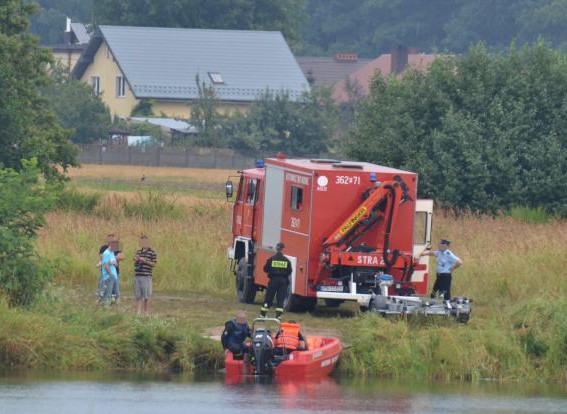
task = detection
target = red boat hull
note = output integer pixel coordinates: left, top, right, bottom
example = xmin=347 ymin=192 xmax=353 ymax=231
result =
xmin=225 ymin=336 xmax=342 ymax=379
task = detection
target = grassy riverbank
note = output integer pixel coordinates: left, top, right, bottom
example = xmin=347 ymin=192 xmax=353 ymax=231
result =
xmin=2 ymin=164 xmax=566 ymax=381
xmin=0 ymin=290 xmax=221 ymax=372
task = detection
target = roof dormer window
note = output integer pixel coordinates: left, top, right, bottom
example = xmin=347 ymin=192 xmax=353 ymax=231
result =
xmin=208 ymin=72 xmax=224 ymax=84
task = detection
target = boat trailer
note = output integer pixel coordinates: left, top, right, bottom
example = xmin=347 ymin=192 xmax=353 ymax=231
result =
xmin=369 ymin=293 xmax=472 ymax=323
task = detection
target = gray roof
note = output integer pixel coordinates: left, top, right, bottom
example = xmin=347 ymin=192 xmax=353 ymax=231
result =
xmin=296 ymin=56 xmax=372 ymax=87
xmin=74 ymin=25 xmax=309 ymax=102
xmin=71 ymin=22 xmax=90 ymax=44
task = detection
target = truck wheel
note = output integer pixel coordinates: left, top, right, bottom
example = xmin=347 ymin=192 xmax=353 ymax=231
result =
xmin=300 ymin=297 xmax=317 ymax=313
xmin=456 ymin=312 xmax=470 ymax=324
xmin=236 ymin=258 xmax=256 ymax=304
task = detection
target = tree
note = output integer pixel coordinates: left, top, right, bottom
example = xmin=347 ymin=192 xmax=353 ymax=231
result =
xmin=190 ymin=74 xmax=222 ymax=148
xmin=131 ymin=99 xmax=154 ymax=117
xmin=43 ymin=66 xmax=111 ymax=143
xmin=228 ymin=89 xmax=335 ymax=156
xmin=347 ymin=42 xmax=567 ymax=215
xmin=302 ymin=0 xmax=458 ymax=56
xmin=0 ymin=0 xmax=78 ymax=177
xmin=0 ymin=159 xmax=57 ymax=306
xmin=93 ymin=0 xmax=307 ymax=49
xmin=30 ymin=0 xmax=93 ymax=45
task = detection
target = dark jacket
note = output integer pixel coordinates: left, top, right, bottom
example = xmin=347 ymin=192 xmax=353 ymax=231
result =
xmin=221 ymin=319 xmax=251 ymax=349
xmin=263 ymin=252 xmax=292 ymax=279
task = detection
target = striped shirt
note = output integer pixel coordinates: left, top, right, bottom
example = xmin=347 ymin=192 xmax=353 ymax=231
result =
xmin=134 ymin=248 xmax=157 ymax=277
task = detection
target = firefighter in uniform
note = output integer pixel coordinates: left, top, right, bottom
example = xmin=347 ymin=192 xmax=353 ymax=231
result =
xmin=260 ymin=242 xmax=292 ymax=319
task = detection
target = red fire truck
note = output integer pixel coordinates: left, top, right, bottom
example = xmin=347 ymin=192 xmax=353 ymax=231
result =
xmin=226 ymin=155 xmax=433 ymax=312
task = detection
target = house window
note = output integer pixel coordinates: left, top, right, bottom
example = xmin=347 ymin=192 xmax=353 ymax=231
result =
xmin=105 ymin=44 xmax=113 ymax=60
xmin=91 ymin=76 xmax=100 ymax=96
xmin=208 ymin=72 xmax=224 ymax=84
xmin=116 ymin=76 xmax=126 ymax=97
xmin=291 ymin=186 xmax=303 ymax=211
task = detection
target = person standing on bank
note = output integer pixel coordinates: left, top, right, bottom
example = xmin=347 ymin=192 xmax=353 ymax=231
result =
xmin=96 ymin=233 xmax=114 ymax=303
xmin=100 ymin=240 xmax=118 ymax=307
xmin=260 ymin=242 xmax=292 ymax=319
xmin=134 ymin=235 xmax=157 ymax=315
xmin=420 ymin=239 xmax=463 ymax=301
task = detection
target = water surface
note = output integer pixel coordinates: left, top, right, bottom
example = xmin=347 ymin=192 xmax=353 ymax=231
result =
xmin=1 ymin=372 xmax=566 ymax=414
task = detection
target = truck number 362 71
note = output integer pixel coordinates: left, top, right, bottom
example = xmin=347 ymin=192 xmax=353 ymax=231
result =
xmin=335 ymin=176 xmax=360 ymax=185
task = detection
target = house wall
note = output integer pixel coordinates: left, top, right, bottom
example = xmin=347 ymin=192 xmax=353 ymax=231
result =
xmin=80 ymin=41 xmax=139 ymax=117
xmin=53 ymin=50 xmax=82 ymax=72
xmin=151 ymin=101 xmax=250 ymax=118
xmin=79 ymin=40 xmax=252 ymax=119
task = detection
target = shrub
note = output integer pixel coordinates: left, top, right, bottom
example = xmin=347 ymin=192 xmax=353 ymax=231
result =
xmin=509 ymin=206 xmax=552 ymax=224
xmin=57 ymin=188 xmax=102 ymax=214
xmin=122 ymin=191 xmax=184 ymax=221
xmin=0 ymin=160 xmax=56 ymax=305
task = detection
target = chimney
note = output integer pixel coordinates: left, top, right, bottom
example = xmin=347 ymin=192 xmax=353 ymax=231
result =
xmin=391 ymin=45 xmax=408 ymax=74
xmin=334 ymin=52 xmax=359 ymax=63
xmin=63 ymin=17 xmax=72 ymax=44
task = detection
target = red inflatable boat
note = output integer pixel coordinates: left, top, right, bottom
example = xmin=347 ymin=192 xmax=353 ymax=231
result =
xmin=225 ymin=319 xmax=342 ymax=379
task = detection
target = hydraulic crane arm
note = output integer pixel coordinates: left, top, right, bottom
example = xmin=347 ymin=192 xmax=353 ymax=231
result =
xmin=323 ymin=175 xmax=412 ymax=253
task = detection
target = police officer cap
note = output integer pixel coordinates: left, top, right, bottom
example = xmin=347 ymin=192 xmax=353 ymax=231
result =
xmin=440 ymin=239 xmax=451 ymax=246
xmin=369 ymin=172 xmax=377 ymax=182
xmin=276 ymin=242 xmax=285 ymax=250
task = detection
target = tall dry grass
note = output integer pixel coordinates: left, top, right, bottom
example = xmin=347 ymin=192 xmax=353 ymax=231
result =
xmin=26 ymin=165 xmax=567 ymax=379
xmin=343 ymin=212 xmax=567 ymax=381
xmin=68 ymin=164 xmax=234 ymax=184
xmin=39 ymin=192 xmax=232 ymax=295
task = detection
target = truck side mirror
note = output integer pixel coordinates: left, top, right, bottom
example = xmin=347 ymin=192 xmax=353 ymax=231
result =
xmin=226 ymin=180 xmax=234 ymax=200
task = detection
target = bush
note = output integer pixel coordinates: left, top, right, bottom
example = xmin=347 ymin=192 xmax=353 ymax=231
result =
xmin=0 ymin=160 xmax=57 ymax=305
xmin=57 ymin=188 xmax=102 ymax=214
xmin=509 ymin=206 xmax=553 ymax=224
xmin=348 ymin=42 xmax=567 ymax=216
xmin=122 ymin=191 xmax=184 ymax=221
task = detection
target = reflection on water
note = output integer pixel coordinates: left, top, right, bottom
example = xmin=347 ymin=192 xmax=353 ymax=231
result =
xmin=0 ymin=371 xmax=566 ymax=414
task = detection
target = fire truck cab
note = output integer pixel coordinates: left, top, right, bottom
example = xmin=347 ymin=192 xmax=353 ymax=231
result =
xmin=226 ymin=155 xmax=433 ymax=312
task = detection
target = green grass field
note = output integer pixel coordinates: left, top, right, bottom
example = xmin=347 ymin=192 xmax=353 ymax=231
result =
xmin=3 ymin=164 xmax=567 ymax=381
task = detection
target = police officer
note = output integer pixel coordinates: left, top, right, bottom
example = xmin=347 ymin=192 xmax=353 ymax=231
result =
xmin=420 ymin=239 xmax=463 ymax=300
xmin=260 ymin=242 xmax=292 ymax=319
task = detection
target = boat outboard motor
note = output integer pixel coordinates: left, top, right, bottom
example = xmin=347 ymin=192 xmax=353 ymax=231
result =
xmin=250 ymin=328 xmax=275 ymax=375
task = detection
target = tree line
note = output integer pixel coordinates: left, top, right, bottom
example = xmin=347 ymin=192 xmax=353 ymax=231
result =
xmin=32 ymin=0 xmax=567 ymax=56
xmin=347 ymin=42 xmax=567 ymax=216
xmin=0 ymin=0 xmax=77 ymax=306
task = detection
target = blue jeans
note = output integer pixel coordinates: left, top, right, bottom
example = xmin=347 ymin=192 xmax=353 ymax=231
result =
xmin=112 ymin=274 xmax=120 ymax=299
xmin=101 ymin=277 xmax=115 ymax=305
xmin=98 ymin=272 xmax=104 ymax=299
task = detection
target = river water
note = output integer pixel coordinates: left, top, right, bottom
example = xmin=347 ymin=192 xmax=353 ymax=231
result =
xmin=1 ymin=372 xmax=566 ymax=414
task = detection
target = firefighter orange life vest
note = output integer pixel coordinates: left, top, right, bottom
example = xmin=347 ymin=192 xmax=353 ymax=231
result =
xmin=275 ymin=322 xmax=301 ymax=350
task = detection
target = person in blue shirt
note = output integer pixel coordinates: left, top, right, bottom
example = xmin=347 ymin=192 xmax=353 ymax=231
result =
xmin=101 ymin=242 xmax=118 ymax=306
xmin=420 ymin=239 xmax=463 ymax=300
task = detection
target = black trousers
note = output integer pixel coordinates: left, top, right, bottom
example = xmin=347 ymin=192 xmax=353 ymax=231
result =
xmin=263 ymin=276 xmax=288 ymax=309
xmin=227 ymin=341 xmax=247 ymax=357
xmin=431 ymin=273 xmax=452 ymax=300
